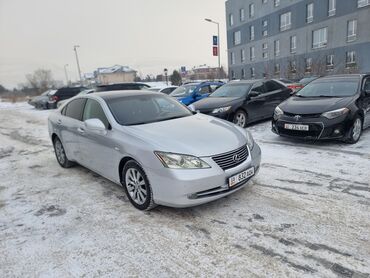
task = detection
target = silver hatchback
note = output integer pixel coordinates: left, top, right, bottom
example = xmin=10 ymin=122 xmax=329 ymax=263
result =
xmin=48 ymin=91 xmax=261 ymax=210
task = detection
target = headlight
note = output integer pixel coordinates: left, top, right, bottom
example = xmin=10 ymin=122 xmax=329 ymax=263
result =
xmin=321 ymin=108 xmax=349 ymax=119
xmin=274 ymin=106 xmax=284 ymax=120
xmin=212 ymin=106 xmax=231 ymax=114
xmin=245 ymin=130 xmax=255 ymax=150
xmin=154 ymin=152 xmax=211 ymax=169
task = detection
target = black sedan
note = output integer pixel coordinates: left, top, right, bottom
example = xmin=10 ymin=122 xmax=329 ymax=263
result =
xmin=190 ymin=80 xmax=292 ymax=128
xmin=272 ymin=74 xmax=370 ymax=144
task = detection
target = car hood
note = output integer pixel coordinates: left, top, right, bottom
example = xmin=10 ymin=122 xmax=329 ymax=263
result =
xmin=192 ymin=97 xmax=242 ymax=111
xmin=280 ymin=96 xmax=355 ymax=115
xmin=125 ymin=114 xmax=247 ymax=157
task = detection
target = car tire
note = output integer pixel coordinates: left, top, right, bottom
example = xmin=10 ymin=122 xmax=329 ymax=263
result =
xmin=233 ymin=110 xmax=248 ymax=128
xmin=53 ymin=137 xmax=74 ymax=168
xmin=122 ymin=160 xmax=156 ymax=211
xmin=346 ymin=116 xmax=363 ymax=144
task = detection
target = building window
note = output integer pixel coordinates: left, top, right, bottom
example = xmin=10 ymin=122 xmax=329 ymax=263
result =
xmin=231 ymin=70 xmax=236 ymax=79
xmin=241 ymin=69 xmax=246 ymax=79
xmin=305 ymin=58 xmax=313 ymax=72
xmin=249 ymin=3 xmax=255 ymax=18
xmin=274 ymin=63 xmax=280 ymax=75
xmin=250 ymin=47 xmax=255 ymax=61
xmin=229 ymin=14 xmax=234 ymax=26
xmin=241 ymin=49 xmax=246 ymax=63
xmin=262 ymin=42 xmax=268 ymax=50
xmin=234 ymin=31 xmax=241 ymax=45
xmin=306 ymin=3 xmax=314 ymax=23
xmin=240 ymin=8 xmax=245 ymax=22
xmin=280 ymin=12 xmax=291 ymax=31
xmin=346 ymin=51 xmax=357 ymax=67
xmin=263 ymin=30 xmax=268 ymax=36
xmin=231 ymin=52 xmax=235 ymax=65
xmin=326 ymin=54 xmax=334 ymax=70
xmin=274 ymin=0 xmax=280 ymax=7
xmin=290 ymin=35 xmax=297 ymax=53
xmin=312 ymin=27 xmax=328 ymax=49
xmin=289 ymin=60 xmax=297 ymax=73
xmin=250 ymin=25 xmax=255 ymax=41
xmin=263 ymin=20 xmax=268 ymax=27
xmin=358 ymin=0 xmax=370 ymax=8
xmin=274 ymin=40 xmax=280 ymax=56
xmin=328 ymin=0 xmax=336 ymax=16
xmin=250 ymin=67 xmax=255 ymax=78
xmin=263 ymin=52 xmax=268 ymax=59
xmin=347 ymin=20 xmax=358 ymax=42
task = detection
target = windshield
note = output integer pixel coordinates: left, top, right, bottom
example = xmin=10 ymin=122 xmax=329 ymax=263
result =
xmin=211 ymin=83 xmax=251 ymax=98
xmin=296 ymin=79 xmax=359 ymax=98
xmin=106 ymin=94 xmax=193 ymax=126
xmin=170 ymin=85 xmax=197 ymax=97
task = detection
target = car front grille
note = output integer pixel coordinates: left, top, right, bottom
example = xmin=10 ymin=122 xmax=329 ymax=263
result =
xmin=212 ymin=145 xmax=249 ymax=170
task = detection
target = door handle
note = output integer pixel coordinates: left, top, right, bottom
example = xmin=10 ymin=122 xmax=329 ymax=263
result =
xmin=57 ymin=119 xmax=62 ymax=125
xmin=77 ymin=127 xmax=85 ymax=134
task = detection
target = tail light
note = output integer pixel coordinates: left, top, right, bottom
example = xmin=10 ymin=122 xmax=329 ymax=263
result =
xmin=288 ymin=84 xmax=303 ymax=90
xmin=50 ymin=95 xmax=59 ymax=102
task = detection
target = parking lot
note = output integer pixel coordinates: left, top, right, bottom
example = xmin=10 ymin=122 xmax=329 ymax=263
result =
xmin=1 ymin=102 xmax=370 ymax=277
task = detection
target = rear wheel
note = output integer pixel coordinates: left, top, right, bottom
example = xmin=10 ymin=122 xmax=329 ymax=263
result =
xmin=122 ymin=161 xmax=156 ymax=211
xmin=53 ymin=137 xmax=74 ymax=168
xmin=346 ymin=116 xmax=363 ymax=144
xmin=233 ymin=110 xmax=248 ymax=128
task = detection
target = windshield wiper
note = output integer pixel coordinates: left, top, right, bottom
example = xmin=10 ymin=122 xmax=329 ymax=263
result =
xmin=315 ymin=95 xmax=338 ymax=98
xmin=295 ymin=94 xmax=306 ymax=98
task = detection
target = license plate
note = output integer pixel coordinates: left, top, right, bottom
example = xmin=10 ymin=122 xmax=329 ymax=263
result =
xmin=284 ymin=123 xmax=309 ymax=131
xmin=228 ymin=167 xmax=255 ymax=188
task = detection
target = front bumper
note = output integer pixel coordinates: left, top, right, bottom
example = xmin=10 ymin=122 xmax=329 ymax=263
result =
xmin=146 ymin=143 xmax=261 ymax=208
xmin=200 ymin=110 xmax=234 ymax=121
xmin=272 ymin=114 xmax=353 ymax=140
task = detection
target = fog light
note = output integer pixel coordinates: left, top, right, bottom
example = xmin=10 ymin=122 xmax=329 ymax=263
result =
xmin=334 ymin=129 xmax=341 ymax=135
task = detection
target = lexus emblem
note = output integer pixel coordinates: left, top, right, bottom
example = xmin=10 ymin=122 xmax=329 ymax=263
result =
xmin=232 ymin=154 xmax=240 ymax=162
xmin=294 ymin=115 xmax=301 ymax=121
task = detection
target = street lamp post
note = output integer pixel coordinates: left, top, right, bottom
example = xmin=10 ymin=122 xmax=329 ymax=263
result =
xmin=73 ymin=45 xmax=82 ymax=84
xmin=205 ymin=18 xmax=221 ymax=79
xmin=64 ymin=64 xmax=69 ymax=85
xmin=164 ymin=68 xmax=168 ymax=85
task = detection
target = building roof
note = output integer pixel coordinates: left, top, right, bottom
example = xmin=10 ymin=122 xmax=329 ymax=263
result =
xmin=96 ymin=65 xmax=136 ymax=74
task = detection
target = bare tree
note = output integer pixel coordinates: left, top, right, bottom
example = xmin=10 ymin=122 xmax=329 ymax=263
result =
xmin=26 ymin=69 xmax=55 ymax=94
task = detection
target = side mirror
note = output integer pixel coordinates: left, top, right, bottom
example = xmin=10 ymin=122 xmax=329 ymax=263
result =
xmin=249 ymin=91 xmax=259 ymax=98
xmin=84 ymin=119 xmax=106 ymax=134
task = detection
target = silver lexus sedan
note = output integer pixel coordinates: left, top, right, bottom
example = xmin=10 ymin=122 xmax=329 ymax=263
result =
xmin=48 ymin=91 xmax=261 ymax=210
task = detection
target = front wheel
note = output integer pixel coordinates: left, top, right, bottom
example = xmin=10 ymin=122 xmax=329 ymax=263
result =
xmin=346 ymin=116 xmax=363 ymax=144
xmin=122 ymin=161 xmax=156 ymax=211
xmin=53 ymin=137 xmax=74 ymax=168
xmin=233 ymin=110 xmax=248 ymax=128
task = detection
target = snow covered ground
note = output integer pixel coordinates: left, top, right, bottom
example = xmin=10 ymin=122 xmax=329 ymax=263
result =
xmin=1 ymin=101 xmax=370 ymax=277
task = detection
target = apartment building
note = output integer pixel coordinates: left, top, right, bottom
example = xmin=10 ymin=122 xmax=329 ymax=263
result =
xmin=226 ymin=0 xmax=370 ymax=80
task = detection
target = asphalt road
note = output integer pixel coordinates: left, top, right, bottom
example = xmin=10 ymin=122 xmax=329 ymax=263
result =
xmin=1 ymin=103 xmax=370 ymax=277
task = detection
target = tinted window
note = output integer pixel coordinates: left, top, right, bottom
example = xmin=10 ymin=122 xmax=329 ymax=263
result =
xmin=210 ymin=84 xmax=222 ymax=92
xmin=96 ymin=84 xmax=147 ymax=92
xmin=363 ymin=78 xmax=370 ymax=91
xmin=250 ymin=82 xmax=265 ymax=95
xmin=65 ymin=98 xmax=86 ymax=120
xmin=199 ymin=85 xmax=211 ymax=95
xmin=106 ymin=95 xmax=192 ymax=126
xmin=211 ymin=83 xmax=252 ymax=98
xmin=160 ymin=88 xmax=172 ymax=94
xmin=265 ymin=81 xmax=282 ymax=92
xmin=297 ymin=79 xmax=359 ymax=97
xmin=83 ymin=99 xmax=110 ymax=128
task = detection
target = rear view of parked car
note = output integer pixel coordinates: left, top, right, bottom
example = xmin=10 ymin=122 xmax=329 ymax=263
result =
xmin=272 ymin=74 xmax=370 ymax=144
xmin=48 ymin=91 xmax=261 ymax=210
xmin=57 ymin=89 xmax=95 ymax=108
xmin=170 ymin=81 xmax=224 ymax=105
xmin=48 ymin=87 xmax=87 ymax=109
xmin=95 ymin=83 xmax=150 ymax=92
xmin=191 ymin=79 xmax=292 ymax=128
xmin=28 ymin=89 xmax=56 ymax=109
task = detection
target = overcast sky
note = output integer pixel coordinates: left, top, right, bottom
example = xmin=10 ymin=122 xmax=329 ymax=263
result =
xmin=0 ymin=0 xmax=227 ymax=89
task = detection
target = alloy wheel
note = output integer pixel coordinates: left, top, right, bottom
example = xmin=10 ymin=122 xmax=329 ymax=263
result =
xmin=235 ymin=112 xmax=246 ymax=127
xmin=125 ymin=168 xmax=148 ymax=205
xmin=55 ymin=140 xmax=66 ymax=165
xmin=352 ymin=118 xmax=362 ymax=141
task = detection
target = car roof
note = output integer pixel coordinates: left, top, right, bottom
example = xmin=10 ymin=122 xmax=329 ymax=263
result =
xmin=92 ymin=90 xmax=161 ymax=100
xmin=228 ymin=79 xmax=264 ymax=84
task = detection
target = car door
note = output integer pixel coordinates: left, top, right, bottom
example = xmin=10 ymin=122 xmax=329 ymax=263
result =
xmin=192 ymin=85 xmax=211 ymax=103
xmin=58 ymin=98 xmax=87 ymax=162
xmin=244 ymin=81 xmax=267 ymax=122
xmin=362 ymin=77 xmax=370 ymax=128
xmin=264 ymin=80 xmax=291 ymax=118
xmin=79 ymin=98 xmax=117 ymax=179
